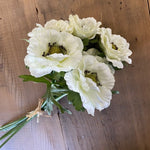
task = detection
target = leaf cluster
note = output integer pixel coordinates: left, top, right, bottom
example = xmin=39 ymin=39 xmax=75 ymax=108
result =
xmin=19 ymin=72 xmax=84 ymax=114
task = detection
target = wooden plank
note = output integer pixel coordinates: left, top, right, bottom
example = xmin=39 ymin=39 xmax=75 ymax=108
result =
xmin=147 ymin=0 xmax=150 ymax=15
xmin=0 ymin=0 xmax=66 ymax=149
xmin=1 ymin=0 xmax=150 ymax=150
xmin=34 ymin=0 xmax=150 ymax=150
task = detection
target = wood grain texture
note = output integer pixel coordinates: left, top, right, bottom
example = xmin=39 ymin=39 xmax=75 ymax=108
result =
xmin=0 ymin=0 xmax=150 ymax=150
xmin=0 ymin=0 xmax=66 ymax=150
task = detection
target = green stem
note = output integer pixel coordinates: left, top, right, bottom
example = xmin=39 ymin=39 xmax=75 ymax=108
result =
xmin=51 ymin=88 xmax=69 ymax=93
xmin=0 ymin=119 xmax=29 ymax=148
xmin=0 ymin=119 xmax=27 ymax=140
xmin=0 ymin=116 xmax=36 ymax=148
xmin=55 ymin=93 xmax=68 ymax=101
xmin=0 ymin=87 xmax=68 ymax=148
xmin=51 ymin=95 xmax=71 ymax=114
xmin=0 ymin=117 xmax=27 ymax=131
xmin=46 ymin=85 xmax=71 ymax=114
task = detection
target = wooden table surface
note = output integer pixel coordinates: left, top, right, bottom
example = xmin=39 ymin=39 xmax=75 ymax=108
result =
xmin=0 ymin=0 xmax=150 ymax=150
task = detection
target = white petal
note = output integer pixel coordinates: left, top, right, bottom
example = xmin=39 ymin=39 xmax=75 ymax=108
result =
xmin=45 ymin=19 xmax=73 ymax=33
xmin=99 ymin=27 xmax=132 ymax=68
xmin=82 ymin=55 xmax=115 ymax=89
xmin=69 ymin=15 xmax=101 ymax=39
xmin=25 ymin=26 xmax=83 ymax=77
xmin=65 ymin=54 xmax=115 ymax=116
xmin=24 ymin=55 xmax=53 ymax=77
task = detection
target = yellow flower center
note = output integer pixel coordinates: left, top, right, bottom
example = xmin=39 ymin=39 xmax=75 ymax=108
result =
xmin=112 ymin=42 xmax=118 ymax=50
xmin=42 ymin=43 xmax=67 ymax=57
xmin=84 ymin=70 xmax=101 ymax=86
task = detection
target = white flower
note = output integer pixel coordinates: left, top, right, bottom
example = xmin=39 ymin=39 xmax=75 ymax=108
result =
xmin=85 ymin=48 xmax=115 ymax=74
xmin=64 ymin=55 xmax=115 ymax=116
xmin=25 ymin=24 xmax=83 ymax=77
xmin=69 ymin=14 xmax=101 ymax=39
xmin=45 ymin=19 xmax=73 ymax=33
xmin=99 ymin=27 xmax=132 ymax=68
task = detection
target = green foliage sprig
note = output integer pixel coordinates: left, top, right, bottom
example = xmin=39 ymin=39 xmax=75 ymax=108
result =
xmin=0 ymin=72 xmax=84 ymax=148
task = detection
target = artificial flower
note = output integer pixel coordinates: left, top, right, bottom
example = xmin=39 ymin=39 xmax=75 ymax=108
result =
xmin=69 ymin=14 xmax=101 ymax=39
xmin=99 ymin=27 xmax=132 ymax=68
xmin=25 ymin=24 xmax=83 ymax=77
xmin=85 ymin=48 xmax=115 ymax=74
xmin=45 ymin=19 xmax=73 ymax=33
xmin=64 ymin=55 xmax=115 ymax=116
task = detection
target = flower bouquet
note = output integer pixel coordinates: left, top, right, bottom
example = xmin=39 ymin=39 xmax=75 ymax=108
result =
xmin=0 ymin=15 xmax=132 ymax=148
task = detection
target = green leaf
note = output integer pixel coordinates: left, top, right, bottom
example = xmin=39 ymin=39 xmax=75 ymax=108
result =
xmin=51 ymin=95 xmax=72 ymax=114
xmin=44 ymin=72 xmax=67 ymax=88
xmin=45 ymin=71 xmax=65 ymax=80
xmin=98 ymin=52 xmax=105 ymax=58
xmin=112 ymin=90 xmax=120 ymax=94
xmin=44 ymin=100 xmax=53 ymax=115
xmin=19 ymin=75 xmax=50 ymax=85
xmin=67 ymin=91 xmax=85 ymax=111
xmin=82 ymin=38 xmax=89 ymax=46
xmin=54 ymin=71 xmax=65 ymax=80
xmin=89 ymin=35 xmax=99 ymax=44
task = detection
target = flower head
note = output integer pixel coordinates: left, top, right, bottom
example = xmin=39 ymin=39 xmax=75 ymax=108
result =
xmin=45 ymin=19 xmax=73 ymax=33
xmin=99 ymin=28 xmax=132 ymax=68
xmin=69 ymin=14 xmax=101 ymax=39
xmin=25 ymin=24 xmax=83 ymax=77
xmin=85 ymin=48 xmax=115 ymax=74
xmin=64 ymin=55 xmax=115 ymax=116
